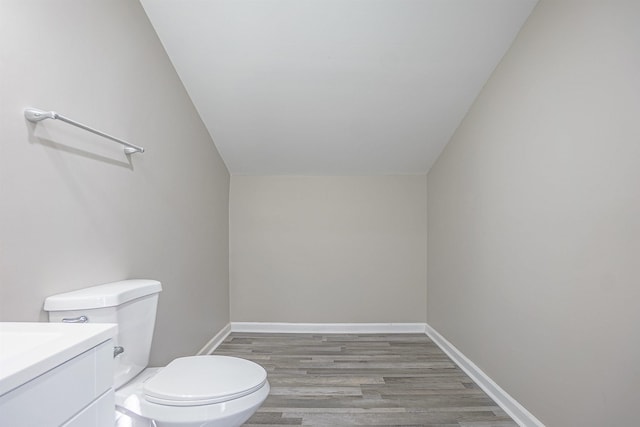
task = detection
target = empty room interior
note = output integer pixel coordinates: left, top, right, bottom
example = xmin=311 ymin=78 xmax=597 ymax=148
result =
xmin=1 ymin=1 xmax=639 ymax=426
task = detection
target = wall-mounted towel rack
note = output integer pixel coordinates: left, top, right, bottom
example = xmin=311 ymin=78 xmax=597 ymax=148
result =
xmin=24 ymin=108 xmax=145 ymax=154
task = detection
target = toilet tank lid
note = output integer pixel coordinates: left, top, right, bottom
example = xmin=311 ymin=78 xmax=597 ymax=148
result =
xmin=44 ymin=279 xmax=162 ymax=311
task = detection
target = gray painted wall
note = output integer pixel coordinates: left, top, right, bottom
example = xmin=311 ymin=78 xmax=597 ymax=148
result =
xmin=230 ymin=176 xmax=427 ymax=323
xmin=0 ymin=0 xmax=230 ymax=366
xmin=427 ymin=1 xmax=640 ymax=425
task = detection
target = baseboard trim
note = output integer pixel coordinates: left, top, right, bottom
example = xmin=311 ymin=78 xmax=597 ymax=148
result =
xmin=230 ymin=322 xmax=427 ymax=334
xmin=424 ymin=323 xmax=544 ymax=427
xmin=196 ymin=323 xmax=232 ymax=355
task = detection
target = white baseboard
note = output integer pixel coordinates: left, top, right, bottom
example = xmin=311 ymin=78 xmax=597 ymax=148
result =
xmin=196 ymin=323 xmax=232 ymax=355
xmin=424 ymin=324 xmax=544 ymax=427
xmin=230 ymin=322 xmax=427 ymax=334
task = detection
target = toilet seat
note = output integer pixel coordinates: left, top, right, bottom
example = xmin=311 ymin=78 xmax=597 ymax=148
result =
xmin=116 ymin=362 xmax=270 ymax=426
xmin=143 ymin=356 xmax=268 ymax=407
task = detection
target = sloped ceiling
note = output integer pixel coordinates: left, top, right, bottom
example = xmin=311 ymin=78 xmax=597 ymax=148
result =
xmin=141 ymin=0 xmax=537 ymax=175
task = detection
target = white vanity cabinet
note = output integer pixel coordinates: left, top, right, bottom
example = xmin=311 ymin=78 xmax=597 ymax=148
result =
xmin=0 ymin=322 xmax=117 ymax=427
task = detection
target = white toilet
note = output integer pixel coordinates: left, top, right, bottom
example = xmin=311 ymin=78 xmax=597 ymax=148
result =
xmin=44 ymin=280 xmax=269 ymax=427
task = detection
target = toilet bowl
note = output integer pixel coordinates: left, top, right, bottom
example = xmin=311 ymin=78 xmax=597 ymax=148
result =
xmin=115 ymin=360 xmax=269 ymax=427
xmin=44 ymin=280 xmax=269 ymax=427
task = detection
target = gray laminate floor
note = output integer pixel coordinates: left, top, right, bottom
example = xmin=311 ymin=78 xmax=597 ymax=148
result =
xmin=214 ymin=333 xmax=517 ymax=426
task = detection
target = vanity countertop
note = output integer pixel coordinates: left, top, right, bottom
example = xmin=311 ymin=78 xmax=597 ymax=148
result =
xmin=0 ymin=322 xmax=117 ymax=396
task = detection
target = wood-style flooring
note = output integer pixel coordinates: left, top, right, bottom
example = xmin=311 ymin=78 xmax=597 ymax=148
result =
xmin=214 ymin=333 xmax=517 ymax=426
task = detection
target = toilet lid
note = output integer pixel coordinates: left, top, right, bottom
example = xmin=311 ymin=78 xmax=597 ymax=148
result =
xmin=143 ymin=356 xmax=268 ymax=407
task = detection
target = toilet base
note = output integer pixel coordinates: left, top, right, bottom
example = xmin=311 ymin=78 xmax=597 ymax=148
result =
xmin=115 ymin=368 xmax=270 ymax=427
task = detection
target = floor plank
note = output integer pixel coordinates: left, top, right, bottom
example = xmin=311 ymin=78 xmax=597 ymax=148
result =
xmin=214 ymin=333 xmax=516 ymax=426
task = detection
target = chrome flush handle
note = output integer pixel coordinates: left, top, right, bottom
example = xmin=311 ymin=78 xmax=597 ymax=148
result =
xmin=61 ymin=315 xmax=88 ymax=323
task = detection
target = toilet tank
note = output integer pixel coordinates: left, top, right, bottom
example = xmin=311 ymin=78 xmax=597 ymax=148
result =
xmin=44 ymin=279 xmax=162 ymax=388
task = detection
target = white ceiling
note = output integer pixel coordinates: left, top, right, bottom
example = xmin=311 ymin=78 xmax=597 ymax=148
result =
xmin=141 ymin=0 xmax=537 ymax=175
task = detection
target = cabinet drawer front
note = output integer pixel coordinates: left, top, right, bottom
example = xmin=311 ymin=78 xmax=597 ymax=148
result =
xmin=0 ymin=340 xmax=112 ymax=427
xmin=62 ymin=389 xmax=114 ymax=427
